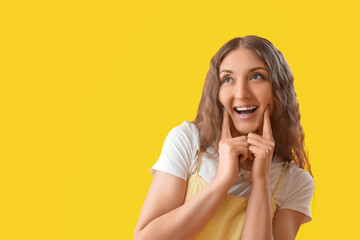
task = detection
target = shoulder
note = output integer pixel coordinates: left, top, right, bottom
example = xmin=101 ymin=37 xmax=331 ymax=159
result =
xmin=163 ymin=121 xmax=200 ymax=153
xmin=150 ymin=121 xmax=200 ymax=181
xmin=286 ymin=162 xmax=314 ymax=189
xmin=275 ymin=160 xmax=314 ymax=223
xmin=271 ymin=156 xmax=313 ymax=189
xmin=167 ymin=121 xmax=199 ymax=142
xmin=275 ymin=160 xmax=314 ymax=197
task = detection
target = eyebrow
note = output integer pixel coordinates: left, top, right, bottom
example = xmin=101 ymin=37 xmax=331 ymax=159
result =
xmin=219 ymin=67 xmax=268 ymax=74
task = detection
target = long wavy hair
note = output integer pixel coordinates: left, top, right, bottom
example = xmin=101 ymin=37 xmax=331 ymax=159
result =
xmin=192 ymin=35 xmax=312 ymax=176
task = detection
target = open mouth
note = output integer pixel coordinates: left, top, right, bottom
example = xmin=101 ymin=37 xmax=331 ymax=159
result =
xmin=234 ymin=106 xmax=258 ymax=119
xmin=234 ymin=106 xmax=258 ymax=114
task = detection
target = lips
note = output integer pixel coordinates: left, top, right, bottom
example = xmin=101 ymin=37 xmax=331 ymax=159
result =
xmin=233 ymin=106 xmax=258 ymax=120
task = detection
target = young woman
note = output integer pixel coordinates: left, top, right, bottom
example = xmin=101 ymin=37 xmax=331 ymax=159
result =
xmin=134 ymin=35 xmax=314 ymax=240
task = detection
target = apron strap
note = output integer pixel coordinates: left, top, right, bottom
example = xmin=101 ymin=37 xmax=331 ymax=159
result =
xmin=195 ymin=149 xmax=202 ymax=174
xmin=271 ymin=161 xmax=290 ymax=200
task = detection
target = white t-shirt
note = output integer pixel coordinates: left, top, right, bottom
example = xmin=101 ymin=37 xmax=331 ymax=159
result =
xmin=150 ymin=121 xmax=314 ymax=223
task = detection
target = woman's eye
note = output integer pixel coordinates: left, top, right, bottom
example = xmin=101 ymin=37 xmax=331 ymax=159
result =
xmin=251 ymin=73 xmax=264 ymax=80
xmin=222 ymin=77 xmax=231 ymax=83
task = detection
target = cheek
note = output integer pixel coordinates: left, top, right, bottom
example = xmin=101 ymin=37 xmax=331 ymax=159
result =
xmin=258 ymin=87 xmax=275 ymax=112
xmin=268 ymin=94 xmax=275 ymax=106
xmin=262 ymin=85 xmax=274 ymax=104
xmin=258 ymin=89 xmax=273 ymax=103
xmin=218 ymin=88 xmax=227 ymax=106
xmin=266 ymin=93 xmax=275 ymax=115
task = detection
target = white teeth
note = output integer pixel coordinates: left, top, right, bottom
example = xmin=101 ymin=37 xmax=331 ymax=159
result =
xmin=235 ymin=106 xmax=257 ymax=111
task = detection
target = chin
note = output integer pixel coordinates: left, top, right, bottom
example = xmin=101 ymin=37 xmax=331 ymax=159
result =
xmin=233 ymin=126 xmax=259 ymax=136
xmin=233 ymin=121 xmax=261 ymax=136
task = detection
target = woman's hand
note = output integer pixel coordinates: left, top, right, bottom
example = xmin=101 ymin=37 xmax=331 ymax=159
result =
xmin=216 ymin=110 xmax=249 ymax=189
xmin=247 ymin=105 xmax=275 ymax=185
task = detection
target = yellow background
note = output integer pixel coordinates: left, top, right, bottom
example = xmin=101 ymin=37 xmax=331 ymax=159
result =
xmin=1 ymin=0 xmax=359 ymax=239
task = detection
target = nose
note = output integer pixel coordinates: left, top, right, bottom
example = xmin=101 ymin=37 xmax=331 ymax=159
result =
xmin=234 ymin=79 xmax=251 ymax=100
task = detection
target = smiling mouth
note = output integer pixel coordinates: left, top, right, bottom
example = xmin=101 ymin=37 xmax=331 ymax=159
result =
xmin=233 ymin=106 xmax=258 ymax=120
xmin=234 ymin=106 xmax=258 ymax=115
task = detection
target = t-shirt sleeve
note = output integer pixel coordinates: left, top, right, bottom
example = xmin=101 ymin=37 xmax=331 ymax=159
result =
xmin=279 ymin=170 xmax=315 ymax=223
xmin=150 ymin=122 xmax=198 ymax=181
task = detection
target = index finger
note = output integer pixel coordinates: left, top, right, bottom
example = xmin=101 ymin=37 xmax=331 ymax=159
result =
xmin=262 ymin=105 xmax=273 ymax=140
xmin=221 ymin=109 xmax=232 ymax=140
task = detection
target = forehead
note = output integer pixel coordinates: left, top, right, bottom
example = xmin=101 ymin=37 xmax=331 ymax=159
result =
xmin=219 ymin=47 xmax=266 ymax=72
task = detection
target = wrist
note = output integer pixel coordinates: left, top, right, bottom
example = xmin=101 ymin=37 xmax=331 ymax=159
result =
xmin=251 ymin=179 xmax=270 ymax=191
xmin=212 ymin=176 xmax=233 ymax=196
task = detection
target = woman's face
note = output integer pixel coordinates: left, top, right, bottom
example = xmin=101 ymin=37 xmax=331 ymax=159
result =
xmin=218 ymin=47 xmax=274 ymax=136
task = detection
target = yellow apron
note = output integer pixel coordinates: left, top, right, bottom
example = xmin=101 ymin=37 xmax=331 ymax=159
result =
xmin=184 ymin=151 xmax=289 ymax=240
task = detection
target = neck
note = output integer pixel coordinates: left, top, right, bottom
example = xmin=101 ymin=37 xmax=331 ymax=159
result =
xmin=239 ymin=157 xmax=253 ymax=171
xmin=239 ymin=152 xmax=276 ymax=171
